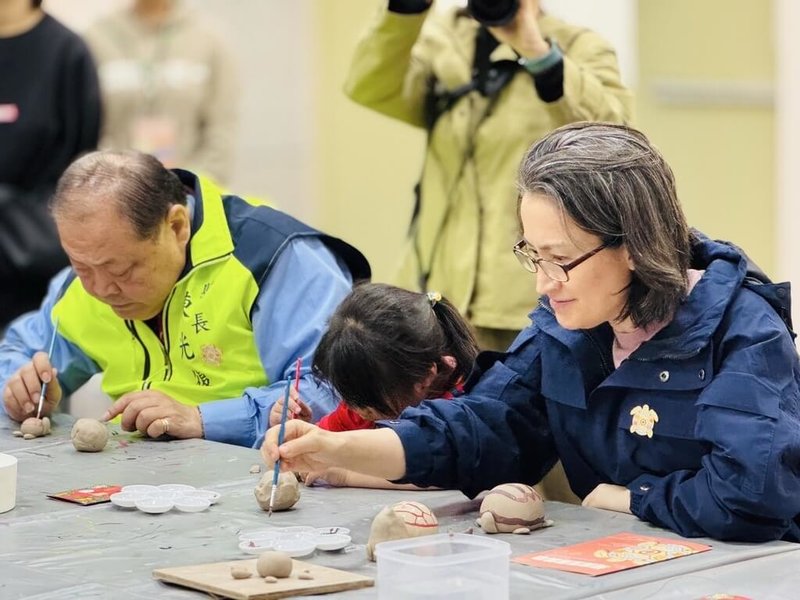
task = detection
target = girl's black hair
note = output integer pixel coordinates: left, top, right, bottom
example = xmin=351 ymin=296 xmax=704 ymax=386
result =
xmin=312 ymin=283 xmax=479 ymax=418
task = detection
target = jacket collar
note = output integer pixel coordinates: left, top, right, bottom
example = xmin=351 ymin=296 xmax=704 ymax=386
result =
xmin=533 ymin=233 xmax=748 ymax=363
xmin=173 ymin=169 xmax=234 ymax=276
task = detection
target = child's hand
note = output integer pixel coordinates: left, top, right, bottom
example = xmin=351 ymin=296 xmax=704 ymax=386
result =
xmin=304 ymin=467 xmax=351 ymax=488
xmin=269 ymin=386 xmax=312 ymax=426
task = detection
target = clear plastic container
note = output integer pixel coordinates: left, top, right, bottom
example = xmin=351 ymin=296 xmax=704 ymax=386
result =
xmin=375 ymin=533 xmax=510 ymax=599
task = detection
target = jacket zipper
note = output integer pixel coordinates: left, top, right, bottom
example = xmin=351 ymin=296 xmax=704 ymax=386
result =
xmin=126 ymin=320 xmax=151 ymax=387
xmin=160 ymin=288 xmax=176 ymax=382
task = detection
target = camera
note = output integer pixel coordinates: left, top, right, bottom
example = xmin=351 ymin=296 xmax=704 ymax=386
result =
xmin=467 ymin=0 xmax=520 ymax=26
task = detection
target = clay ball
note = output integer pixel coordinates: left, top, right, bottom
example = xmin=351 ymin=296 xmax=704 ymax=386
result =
xmin=254 ymin=471 xmax=300 ymax=511
xmin=70 ymin=418 xmax=109 ymax=452
xmin=256 ymin=551 xmax=292 ymax=578
xmin=478 ymin=483 xmax=546 ymax=534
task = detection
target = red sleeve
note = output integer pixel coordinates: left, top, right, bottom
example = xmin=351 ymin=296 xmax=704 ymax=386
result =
xmin=317 ymin=402 xmax=375 ymax=432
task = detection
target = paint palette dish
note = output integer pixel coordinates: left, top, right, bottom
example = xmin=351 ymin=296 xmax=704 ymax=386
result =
xmin=180 ymin=489 xmax=221 ymax=505
xmin=111 ymin=484 xmax=220 ymax=514
xmin=238 ymin=527 xmax=352 ymax=555
xmin=121 ymin=484 xmax=159 ymax=494
xmin=109 ymin=492 xmax=141 ymax=509
xmin=273 ymin=537 xmax=317 ymax=558
xmin=315 ymin=533 xmax=351 ymax=551
xmin=316 ymin=526 xmax=350 ymax=536
xmin=136 ymin=496 xmax=174 ymax=514
xmin=158 ymin=483 xmax=196 ymax=493
xmin=173 ymin=497 xmax=211 ymax=513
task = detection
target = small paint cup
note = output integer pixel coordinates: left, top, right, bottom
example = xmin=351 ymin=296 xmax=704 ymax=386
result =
xmin=0 ymin=453 xmax=18 ymax=513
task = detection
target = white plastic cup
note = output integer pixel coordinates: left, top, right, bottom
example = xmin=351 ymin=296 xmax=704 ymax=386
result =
xmin=0 ymin=453 xmax=18 ymax=513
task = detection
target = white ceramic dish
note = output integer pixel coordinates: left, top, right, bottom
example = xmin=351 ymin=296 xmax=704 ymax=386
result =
xmin=238 ymin=528 xmax=279 ymax=541
xmin=272 ymin=537 xmax=316 ymax=558
xmin=109 ymin=492 xmax=140 ymax=508
xmin=182 ymin=489 xmax=221 ymax=504
xmin=315 ymin=533 xmax=351 ymax=551
xmin=121 ymin=484 xmax=159 ymax=494
xmin=238 ymin=539 xmax=276 ymax=555
xmin=135 ymin=497 xmax=173 ymax=514
xmin=243 ymin=532 xmax=281 ymax=545
xmin=174 ymin=497 xmax=210 ymax=513
xmin=157 ymin=483 xmax=196 ymax=493
xmin=316 ymin=526 xmax=350 ymax=536
xmin=277 ymin=526 xmax=316 ymax=535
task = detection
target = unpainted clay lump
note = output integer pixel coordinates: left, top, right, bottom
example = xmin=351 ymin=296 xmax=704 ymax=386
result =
xmin=19 ymin=417 xmax=51 ymax=438
xmin=256 ymin=551 xmax=292 ymax=578
xmin=254 ymin=471 xmax=300 ymax=511
xmin=478 ymin=483 xmax=547 ymax=534
xmin=366 ymin=500 xmax=439 ymax=561
xmin=71 ymin=418 xmax=109 ymax=452
xmin=230 ymin=566 xmax=252 ymax=579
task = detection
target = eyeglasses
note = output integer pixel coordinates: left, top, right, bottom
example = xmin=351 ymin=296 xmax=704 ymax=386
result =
xmin=512 ymin=239 xmax=607 ymax=282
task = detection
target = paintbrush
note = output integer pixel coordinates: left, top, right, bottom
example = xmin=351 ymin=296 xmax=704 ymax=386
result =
xmin=268 ymin=376 xmax=292 ymax=517
xmin=291 ymin=356 xmax=302 ymax=418
xmin=36 ymin=316 xmax=60 ymax=419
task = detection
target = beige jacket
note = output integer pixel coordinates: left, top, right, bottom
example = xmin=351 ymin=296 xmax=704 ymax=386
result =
xmin=345 ymin=6 xmax=633 ymax=330
xmin=84 ymin=4 xmax=238 ymax=183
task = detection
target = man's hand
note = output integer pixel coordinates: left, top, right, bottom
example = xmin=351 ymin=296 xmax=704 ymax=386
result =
xmin=269 ymin=386 xmax=312 ymax=427
xmin=488 ymin=0 xmax=549 ymax=59
xmin=582 ymin=483 xmax=632 ymax=514
xmin=103 ymin=390 xmax=204 ymax=439
xmin=2 ymin=351 xmax=62 ymax=421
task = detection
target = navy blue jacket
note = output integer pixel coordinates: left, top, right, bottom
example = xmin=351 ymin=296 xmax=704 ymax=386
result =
xmin=386 ymin=235 xmax=800 ymax=542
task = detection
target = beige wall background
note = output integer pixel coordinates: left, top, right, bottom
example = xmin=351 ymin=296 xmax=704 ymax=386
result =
xmin=637 ymin=0 xmax=774 ymax=274
xmin=48 ymin=0 xmax=786 ymax=286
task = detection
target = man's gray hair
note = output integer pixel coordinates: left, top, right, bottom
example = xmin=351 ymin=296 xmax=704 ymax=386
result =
xmin=517 ymin=122 xmax=691 ymax=328
xmin=51 ymin=150 xmax=187 ymax=240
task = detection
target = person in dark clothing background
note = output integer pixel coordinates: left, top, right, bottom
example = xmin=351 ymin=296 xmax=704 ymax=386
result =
xmin=0 ymin=0 xmax=101 ymax=329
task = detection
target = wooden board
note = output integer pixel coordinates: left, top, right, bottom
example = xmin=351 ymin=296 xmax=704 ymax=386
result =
xmin=153 ymin=558 xmax=374 ymax=600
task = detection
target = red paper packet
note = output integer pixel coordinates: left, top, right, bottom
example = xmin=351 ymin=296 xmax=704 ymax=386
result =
xmin=513 ymin=532 xmax=711 ymax=576
xmin=48 ymin=484 xmax=122 ymax=505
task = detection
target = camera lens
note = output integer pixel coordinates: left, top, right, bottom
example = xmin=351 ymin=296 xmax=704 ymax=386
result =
xmin=467 ymin=0 xmax=520 ymax=26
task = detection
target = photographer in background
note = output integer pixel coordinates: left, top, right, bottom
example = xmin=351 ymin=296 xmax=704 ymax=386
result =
xmin=345 ymin=0 xmax=632 ymax=353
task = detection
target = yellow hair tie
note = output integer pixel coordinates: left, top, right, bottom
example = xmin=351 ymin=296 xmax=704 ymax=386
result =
xmin=426 ymin=291 xmax=442 ymax=307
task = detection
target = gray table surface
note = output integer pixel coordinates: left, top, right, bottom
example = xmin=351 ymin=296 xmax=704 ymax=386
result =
xmin=1 ymin=414 xmax=797 ymax=599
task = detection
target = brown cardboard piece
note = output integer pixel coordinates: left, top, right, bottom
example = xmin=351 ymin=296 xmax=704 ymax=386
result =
xmin=153 ymin=558 xmax=373 ymax=599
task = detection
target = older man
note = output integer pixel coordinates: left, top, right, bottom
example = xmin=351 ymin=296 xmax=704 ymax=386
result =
xmin=0 ymin=150 xmax=369 ymax=448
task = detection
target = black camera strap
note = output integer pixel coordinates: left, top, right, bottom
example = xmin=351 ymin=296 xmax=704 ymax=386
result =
xmin=413 ymin=27 xmax=521 ymax=291
xmin=423 ymin=26 xmax=518 ymax=131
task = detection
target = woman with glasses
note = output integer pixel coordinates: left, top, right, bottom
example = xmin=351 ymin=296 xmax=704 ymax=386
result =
xmin=263 ymin=122 xmax=800 ymax=543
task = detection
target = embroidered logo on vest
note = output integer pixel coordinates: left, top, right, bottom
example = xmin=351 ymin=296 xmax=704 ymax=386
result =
xmin=201 ymin=344 xmax=223 ymax=367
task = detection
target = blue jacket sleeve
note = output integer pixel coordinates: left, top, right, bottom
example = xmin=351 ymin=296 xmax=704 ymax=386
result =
xmin=628 ymin=292 xmax=800 ymax=542
xmin=0 ymin=269 xmax=99 ymax=414
xmin=199 ymin=238 xmax=351 ymax=448
xmin=381 ymin=328 xmax=559 ymax=497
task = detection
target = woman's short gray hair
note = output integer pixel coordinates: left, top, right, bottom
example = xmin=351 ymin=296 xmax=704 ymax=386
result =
xmin=517 ymin=122 xmax=691 ymax=328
